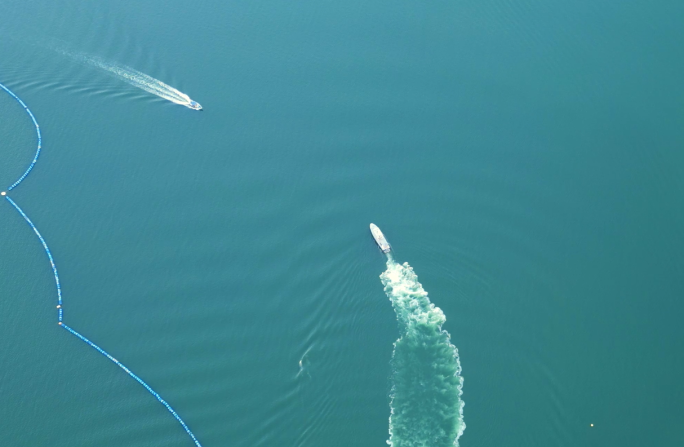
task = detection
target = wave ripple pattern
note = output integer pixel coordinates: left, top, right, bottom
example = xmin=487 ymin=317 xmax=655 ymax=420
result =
xmin=91 ymin=57 xmax=193 ymax=105
xmin=381 ymin=257 xmax=465 ymax=447
xmin=0 ymin=81 xmax=203 ymax=447
xmin=60 ymin=50 xmax=199 ymax=108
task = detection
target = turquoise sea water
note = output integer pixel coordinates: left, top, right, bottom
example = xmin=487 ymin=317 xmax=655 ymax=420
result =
xmin=1 ymin=0 xmax=683 ymax=446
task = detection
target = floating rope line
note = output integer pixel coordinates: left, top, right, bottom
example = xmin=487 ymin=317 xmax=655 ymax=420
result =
xmin=1 ymin=82 xmax=203 ymax=447
xmin=61 ymin=323 xmax=203 ymax=447
xmin=4 ymin=195 xmax=63 ymax=321
xmin=0 ymin=83 xmax=42 ymax=191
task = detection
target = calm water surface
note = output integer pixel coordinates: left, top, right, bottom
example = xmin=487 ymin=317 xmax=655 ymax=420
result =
xmin=1 ymin=0 xmax=683 ymax=446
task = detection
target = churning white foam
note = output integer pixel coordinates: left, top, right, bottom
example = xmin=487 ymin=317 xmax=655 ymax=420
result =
xmin=381 ymin=255 xmax=465 ymax=447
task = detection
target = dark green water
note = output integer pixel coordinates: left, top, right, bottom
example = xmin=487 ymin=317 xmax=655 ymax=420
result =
xmin=1 ymin=0 xmax=683 ymax=446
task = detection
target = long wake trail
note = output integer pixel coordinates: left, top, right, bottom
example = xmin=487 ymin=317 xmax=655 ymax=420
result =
xmin=381 ymin=254 xmax=465 ymax=447
xmin=59 ymin=50 xmax=197 ymax=107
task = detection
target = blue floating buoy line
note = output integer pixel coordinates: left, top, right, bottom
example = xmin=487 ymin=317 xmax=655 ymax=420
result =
xmin=0 ymin=83 xmax=42 ymax=191
xmin=1 ymin=82 xmax=203 ymax=447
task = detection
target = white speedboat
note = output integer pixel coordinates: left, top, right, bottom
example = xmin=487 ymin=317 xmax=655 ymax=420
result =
xmin=370 ymin=223 xmax=391 ymax=253
xmin=187 ymin=100 xmax=202 ymax=111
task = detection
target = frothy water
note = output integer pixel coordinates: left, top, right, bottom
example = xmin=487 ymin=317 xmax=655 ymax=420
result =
xmin=61 ymin=50 xmax=200 ymax=108
xmin=380 ymin=255 xmax=465 ymax=447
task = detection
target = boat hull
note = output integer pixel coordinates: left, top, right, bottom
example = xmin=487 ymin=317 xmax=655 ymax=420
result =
xmin=370 ymin=223 xmax=391 ymax=253
xmin=187 ymin=100 xmax=202 ymax=111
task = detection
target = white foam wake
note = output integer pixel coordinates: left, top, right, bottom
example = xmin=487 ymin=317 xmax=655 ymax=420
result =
xmin=381 ymin=255 xmax=465 ymax=447
xmin=61 ymin=50 xmax=199 ymax=108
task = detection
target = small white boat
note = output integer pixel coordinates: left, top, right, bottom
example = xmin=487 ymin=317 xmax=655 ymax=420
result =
xmin=187 ymin=100 xmax=202 ymax=111
xmin=370 ymin=223 xmax=391 ymax=253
